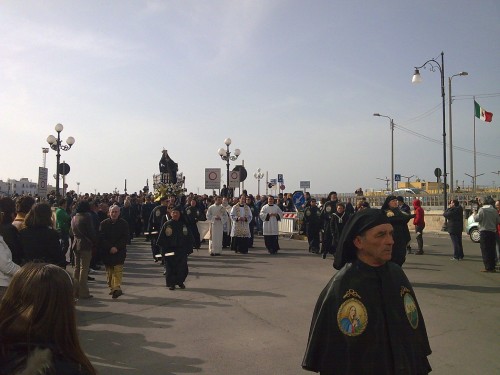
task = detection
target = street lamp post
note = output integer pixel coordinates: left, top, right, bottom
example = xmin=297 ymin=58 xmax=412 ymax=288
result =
xmin=217 ymin=138 xmax=241 ymax=195
xmin=46 ymin=123 xmax=75 ymax=198
xmin=448 ymin=71 xmax=468 ymax=194
xmin=373 ymin=113 xmax=395 ymax=191
xmin=412 ymin=52 xmax=447 ymax=212
xmin=465 ymin=172 xmax=484 ymax=193
xmin=254 ymin=168 xmax=265 ymax=195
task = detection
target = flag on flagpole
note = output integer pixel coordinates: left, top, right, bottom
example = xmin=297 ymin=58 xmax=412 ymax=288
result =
xmin=474 ymin=100 xmax=493 ymax=122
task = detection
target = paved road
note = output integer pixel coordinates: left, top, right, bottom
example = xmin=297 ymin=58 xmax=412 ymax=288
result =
xmin=76 ymin=233 xmax=499 ymax=375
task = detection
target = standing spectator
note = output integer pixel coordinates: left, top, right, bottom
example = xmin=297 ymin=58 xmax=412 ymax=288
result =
xmin=345 ymin=198 xmax=355 ymax=215
xmin=19 ymin=203 xmax=66 ymax=267
xmin=121 ymin=196 xmax=136 ymax=244
xmin=141 ymin=195 xmax=156 ymax=236
xmin=381 ymin=195 xmax=413 ymax=265
xmin=157 ymin=206 xmax=193 ymax=290
xmin=259 ymin=196 xmax=283 ymax=254
xmin=230 ymin=196 xmax=253 ymax=254
xmin=0 ymin=263 xmax=96 ymax=375
xmin=0 ymin=197 xmax=23 ymax=264
xmin=473 ymin=196 xmax=500 ymax=272
xmin=397 ymin=196 xmax=412 ymax=254
xmin=0 ymin=207 xmax=20 ymax=298
xmin=184 ymin=199 xmax=203 ymax=250
xmin=412 ymin=199 xmax=425 ymax=255
xmin=71 ymin=201 xmax=97 ymax=299
xmin=99 ymin=205 xmax=129 ymax=298
xmin=12 ymin=196 xmax=35 ymax=231
xmin=443 ymin=199 xmax=464 ymax=260
xmin=302 ymin=209 xmax=431 ymax=374
xmin=55 ymin=198 xmax=71 ymax=261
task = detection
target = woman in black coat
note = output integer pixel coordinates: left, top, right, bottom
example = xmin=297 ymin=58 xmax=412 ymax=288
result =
xmin=443 ymin=199 xmax=464 ymax=260
xmin=19 ymin=203 xmax=66 ymax=267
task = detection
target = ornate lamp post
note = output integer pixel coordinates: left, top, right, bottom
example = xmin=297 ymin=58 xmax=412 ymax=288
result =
xmin=373 ymin=113 xmax=395 ymax=191
xmin=412 ymin=52 xmax=447 ymax=212
xmin=46 ymin=123 xmax=75 ymax=197
xmin=254 ymin=168 xmax=265 ymax=195
xmin=217 ymin=138 xmax=241 ymax=192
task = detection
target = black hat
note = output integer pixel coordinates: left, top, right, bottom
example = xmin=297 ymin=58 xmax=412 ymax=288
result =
xmin=333 ymin=208 xmax=391 ymax=270
xmin=396 ymin=196 xmax=405 ymax=203
xmin=170 ymin=205 xmax=182 ymax=212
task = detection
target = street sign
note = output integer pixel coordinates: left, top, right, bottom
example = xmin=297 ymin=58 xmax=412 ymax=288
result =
xmin=277 ymin=174 xmax=283 ymax=183
xmin=232 ymin=165 xmax=247 ymax=181
xmin=300 ymin=180 xmax=310 ymax=189
xmin=37 ymin=167 xmax=48 ymax=197
xmin=280 ymin=184 xmax=285 ymax=191
xmin=434 ymin=168 xmax=442 ymax=178
xmin=58 ymin=162 xmax=70 ymax=175
xmin=292 ymin=191 xmax=305 ymax=209
xmin=394 ymin=174 xmax=401 ymax=182
xmin=205 ymin=168 xmax=221 ymax=189
xmin=229 ymin=170 xmax=240 ymax=188
xmin=270 ymin=178 xmax=277 ymax=184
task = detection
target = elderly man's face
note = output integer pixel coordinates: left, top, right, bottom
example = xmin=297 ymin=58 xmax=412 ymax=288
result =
xmin=354 ymin=223 xmax=394 ymax=267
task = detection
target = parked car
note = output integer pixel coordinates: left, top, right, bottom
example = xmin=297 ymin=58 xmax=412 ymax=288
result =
xmin=393 ymin=188 xmax=428 ymax=195
xmin=465 ymin=214 xmax=480 ymax=243
xmin=393 ymin=188 xmax=429 ymax=205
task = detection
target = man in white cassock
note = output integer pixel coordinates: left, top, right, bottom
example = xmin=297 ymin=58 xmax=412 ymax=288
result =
xmin=206 ymin=196 xmax=228 ymax=256
xmin=260 ymin=196 xmax=283 ymax=254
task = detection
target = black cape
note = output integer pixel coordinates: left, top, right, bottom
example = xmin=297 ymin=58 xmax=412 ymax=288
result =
xmin=302 ymin=260 xmax=431 ymax=375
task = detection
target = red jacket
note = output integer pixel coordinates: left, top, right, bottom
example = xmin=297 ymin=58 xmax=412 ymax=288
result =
xmin=413 ymin=199 xmax=425 ymax=226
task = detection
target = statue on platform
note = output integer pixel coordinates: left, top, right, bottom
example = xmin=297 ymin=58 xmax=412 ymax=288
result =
xmin=159 ymin=150 xmax=178 ymax=184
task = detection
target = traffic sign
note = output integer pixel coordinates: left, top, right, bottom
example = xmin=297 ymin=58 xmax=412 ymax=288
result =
xmin=229 ymin=170 xmax=240 ymax=188
xmin=58 ymin=162 xmax=70 ymax=175
xmin=205 ymin=168 xmax=221 ymax=189
xmin=292 ymin=191 xmax=305 ymax=209
xmin=277 ymin=174 xmax=283 ymax=183
xmin=300 ymin=181 xmax=310 ymax=189
xmin=434 ymin=168 xmax=442 ymax=178
xmin=280 ymin=184 xmax=285 ymax=191
xmin=395 ymin=174 xmax=401 ymax=182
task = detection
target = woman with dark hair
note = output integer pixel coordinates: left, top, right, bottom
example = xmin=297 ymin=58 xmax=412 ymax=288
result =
xmin=71 ymin=201 xmax=97 ymax=299
xmin=0 ymin=197 xmax=23 ymax=264
xmin=12 ymin=196 xmax=35 ymax=231
xmin=0 ymin=262 xmax=96 ymax=374
xmin=19 ymin=203 xmax=66 ymax=267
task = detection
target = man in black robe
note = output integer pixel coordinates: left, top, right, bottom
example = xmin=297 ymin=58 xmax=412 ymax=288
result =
xmin=146 ymin=196 xmax=168 ymax=262
xmin=303 ymin=208 xmax=431 ymax=375
xmin=303 ymin=198 xmax=322 ymax=254
xmin=156 ymin=206 xmax=193 ymax=290
xmin=320 ymin=191 xmax=339 ymax=256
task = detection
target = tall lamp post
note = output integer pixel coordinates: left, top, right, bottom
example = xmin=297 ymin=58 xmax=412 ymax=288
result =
xmin=465 ymin=172 xmax=484 ymax=193
xmin=254 ymin=168 xmax=264 ymax=195
xmin=412 ymin=52 xmax=447 ymax=212
xmin=448 ymin=71 xmax=468 ymax=194
xmin=373 ymin=113 xmax=395 ymax=191
xmin=217 ymin=138 xmax=241 ymax=193
xmin=46 ymin=123 xmax=75 ymax=197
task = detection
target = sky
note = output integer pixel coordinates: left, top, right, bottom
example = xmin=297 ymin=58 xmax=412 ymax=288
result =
xmin=1 ymin=0 xmax=499 ymax=196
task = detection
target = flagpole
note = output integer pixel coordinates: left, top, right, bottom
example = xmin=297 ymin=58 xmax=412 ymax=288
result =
xmin=473 ymin=96 xmax=477 ymax=193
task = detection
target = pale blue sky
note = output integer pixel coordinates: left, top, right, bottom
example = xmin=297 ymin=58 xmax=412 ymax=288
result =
xmin=1 ymin=0 xmax=499 ymax=195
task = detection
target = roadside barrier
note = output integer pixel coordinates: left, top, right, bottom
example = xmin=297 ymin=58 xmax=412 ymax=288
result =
xmin=279 ymin=212 xmax=299 ymax=238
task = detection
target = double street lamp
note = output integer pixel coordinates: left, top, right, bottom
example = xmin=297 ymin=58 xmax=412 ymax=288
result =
xmin=46 ymin=123 xmax=75 ymax=197
xmin=412 ymin=52 xmax=447 ymax=212
xmin=254 ymin=168 xmax=265 ymax=195
xmin=373 ymin=113 xmax=395 ymax=191
xmin=217 ymin=138 xmax=241 ymax=192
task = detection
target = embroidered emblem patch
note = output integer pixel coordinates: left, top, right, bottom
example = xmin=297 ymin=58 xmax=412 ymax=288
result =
xmin=182 ymin=226 xmax=188 ymax=235
xmin=337 ymin=298 xmax=368 ymax=336
xmin=186 ymin=209 xmax=191 ymax=215
xmin=403 ymin=292 xmax=419 ymax=329
xmin=165 ymin=226 xmax=173 ymax=236
xmin=325 ymin=206 xmax=332 ymax=213
xmin=155 ymin=210 xmax=161 ymax=217
xmin=305 ymin=209 xmax=311 ymax=217
xmin=386 ymin=210 xmax=394 ymax=217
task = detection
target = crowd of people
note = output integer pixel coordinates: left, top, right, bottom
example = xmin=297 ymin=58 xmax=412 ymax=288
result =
xmin=0 ymin=187 xmax=499 ymax=374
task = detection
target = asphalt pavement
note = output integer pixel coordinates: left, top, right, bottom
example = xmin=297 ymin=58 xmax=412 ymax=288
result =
xmin=76 ymin=232 xmax=499 ymax=375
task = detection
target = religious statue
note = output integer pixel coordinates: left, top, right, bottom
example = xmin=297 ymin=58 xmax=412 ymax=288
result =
xmin=159 ymin=150 xmax=178 ymax=184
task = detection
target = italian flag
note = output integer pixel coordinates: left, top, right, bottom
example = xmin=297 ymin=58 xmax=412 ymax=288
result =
xmin=474 ymin=100 xmax=493 ymax=122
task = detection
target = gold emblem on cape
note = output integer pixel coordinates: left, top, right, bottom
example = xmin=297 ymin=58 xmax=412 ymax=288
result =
xmin=343 ymin=289 xmax=361 ymax=299
xmin=165 ymin=226 xmax=173 ymax=236
xmin=403 ymin=292 xmax=419 ymax=329
xmin=337 ymin=298 xmax=368 ymax=337
xmin=386 ymin=210 xmax=394 ymax=217
xmin=155 ymin=210 xmax=161 ymax=217
xmin=325 ymin=206 xmax=332 ymax=213
xmin=186 ymin=209 xmax=191 ymax=215
xmin=305 ymin=209 xmax=311 ymax=217
xmin=182 ymin=226 xmax=188 ymax=235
